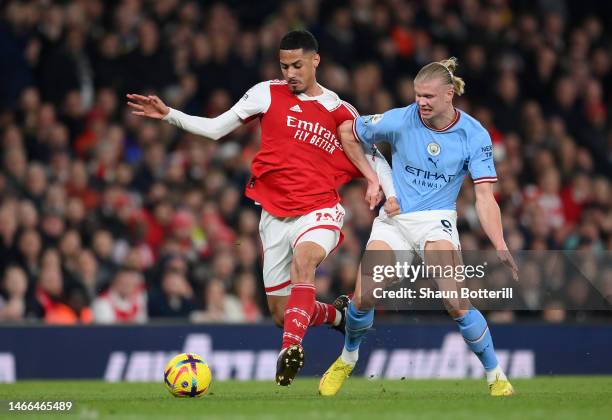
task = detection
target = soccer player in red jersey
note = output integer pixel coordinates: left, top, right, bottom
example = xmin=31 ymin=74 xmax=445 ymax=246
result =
xmin=127 ymin=31 xmax=395 ymax=386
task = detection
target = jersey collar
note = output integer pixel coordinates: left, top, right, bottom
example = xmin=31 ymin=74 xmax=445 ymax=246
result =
xmin=297 ymin=83 xmax=331 ymax=101
xmin=418 ymin=108 xmax=461 ymax=132
xmin=296 ymin=83 xmax=340 ymax=110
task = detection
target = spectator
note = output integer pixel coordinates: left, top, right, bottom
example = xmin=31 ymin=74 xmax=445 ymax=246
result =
xmin=16 ymin=228 xmax=42 ymax=285
xmin=76 ymin=249 xmax=103 ymax=299
xmin=0 ymin=204 xmax=19 ymax=273
xmin=27 ymin=269 xmax=65 ymax=323
xmin=148 ymin=270 xmax=195 ymax=318
xmin=208 ymin=248 xmax=234 ymax=281
xmin=92 ymin=268 xmax=147 ymax=324
xmin=23 ymin=163 xmax=48 ymax=209
xmin=0 ymin=266 xmax=28 ymax=321
xmin=191 ymin=278 xmax=243 ymax=323
xmin=65 ymin=160 xmax=99 ymax=211
xmin=18 ymin=199 xmax=39 ymax=230
xmin=91 ymin=229 xmax=117 ymax=287
xmin=233 ymin=271 xmax=262 ymax=322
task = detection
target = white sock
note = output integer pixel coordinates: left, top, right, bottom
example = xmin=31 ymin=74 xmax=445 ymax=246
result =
xmin=340 ymin=347 xmax=358 ymax=365
xmin=332 ymin=309 xmax=342 ymax=326
xmin=485 ymin=365 xmax=507 ymax=385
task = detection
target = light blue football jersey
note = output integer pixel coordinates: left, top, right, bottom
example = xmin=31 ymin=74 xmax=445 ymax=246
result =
xmin=354 ymin=103 xmax=497 ymax=213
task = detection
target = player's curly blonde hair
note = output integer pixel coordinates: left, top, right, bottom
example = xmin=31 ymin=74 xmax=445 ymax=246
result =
xmin=415 ymin=57 xmax=465 ymax=96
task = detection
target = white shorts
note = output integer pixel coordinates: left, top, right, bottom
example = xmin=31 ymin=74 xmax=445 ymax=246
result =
xmin=367 ymin=210 xmax=461 ymax=256
xmin=259 ymin=204 xmax=345 ymax=296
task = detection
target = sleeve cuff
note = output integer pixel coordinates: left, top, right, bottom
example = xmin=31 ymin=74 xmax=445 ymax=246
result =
xmin=473 ymin=176 xmax=498 ymax=184
xmin=352 ymin=118 xmax=364 ymax=143
xmin=162 ymin=107 xmax=178 ymax=122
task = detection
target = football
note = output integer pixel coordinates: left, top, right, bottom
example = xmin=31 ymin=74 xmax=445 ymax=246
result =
xmin=163 ymin=353 xmax=212 ymax=398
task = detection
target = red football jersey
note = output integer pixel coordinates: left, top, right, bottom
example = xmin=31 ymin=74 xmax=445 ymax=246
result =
xmin=231 ymin=80 xmax=362 ymax=217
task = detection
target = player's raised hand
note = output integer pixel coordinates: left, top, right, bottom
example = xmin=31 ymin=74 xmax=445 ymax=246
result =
xmin=126 ymin=94 xmax=170 ymax=119
xmin=497 ymin=249 xmax=519 ymax=281
xmin=365 ymin=178 xmax=381 ymax=210
xmin=384 ymin=196 xmax=400 ymax=217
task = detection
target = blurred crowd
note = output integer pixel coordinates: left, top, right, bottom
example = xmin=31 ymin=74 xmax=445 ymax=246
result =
xmin=0 ymin=0 xmax=610 ymax=325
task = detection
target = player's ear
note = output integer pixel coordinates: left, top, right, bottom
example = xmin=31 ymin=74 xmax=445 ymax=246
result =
xmin=446 ymin=86 xmax=454 ymax=103
xmin=312 ymin=53 xmax=320 ymax=69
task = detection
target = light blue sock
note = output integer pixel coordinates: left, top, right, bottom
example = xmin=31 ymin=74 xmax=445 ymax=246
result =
xmin=344 ymin=302 xmax=374 ymax=352
xmin=454 ymin=308 xmax=498 ymax=370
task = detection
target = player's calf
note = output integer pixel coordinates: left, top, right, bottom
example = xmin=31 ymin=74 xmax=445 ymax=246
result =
xmin=268 ymin=291 xmax=344 ymax=330
xmin=278 ymin=242 xmax=324 ymax=350
xmin=271 ymin=311 xmax=284 ymax=328
xmin=266 ymin=295 xmax=289 ymax=328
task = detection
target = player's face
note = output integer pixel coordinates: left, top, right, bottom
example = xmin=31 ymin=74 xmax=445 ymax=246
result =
xmin=414 ymin=78 xmax=454 ymax=119
xmin=279 ymin=49 xmax=320 ymax=94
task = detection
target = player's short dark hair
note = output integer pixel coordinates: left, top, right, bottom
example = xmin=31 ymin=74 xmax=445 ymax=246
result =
xmin=279 ymin=30 xmax=319 ymax=53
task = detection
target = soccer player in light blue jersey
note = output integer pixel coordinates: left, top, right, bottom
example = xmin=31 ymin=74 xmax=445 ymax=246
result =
xmin=319 ymin=58 xmax=518 ymax=397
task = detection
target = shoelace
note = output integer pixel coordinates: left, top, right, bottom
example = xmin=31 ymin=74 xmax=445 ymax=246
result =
xmin=326 ymin=364 xmax=352 ymax=384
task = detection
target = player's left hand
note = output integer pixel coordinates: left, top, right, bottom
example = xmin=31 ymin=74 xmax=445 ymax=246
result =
xmin=497 ymin=249 xmax=519 ymax=281
xmin=384 ymin=196 xmax=400 ymax=217
xmin=365 ymin=178 xmax=381 ymax=210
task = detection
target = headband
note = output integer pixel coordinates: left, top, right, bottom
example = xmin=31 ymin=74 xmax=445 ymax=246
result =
xmin=442 ymin=63 xmax=454 ymax=80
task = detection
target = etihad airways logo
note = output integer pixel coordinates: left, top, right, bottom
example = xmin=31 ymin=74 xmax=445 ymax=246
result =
xmin=287 ymin=115 xmax=343 ymax=154
xmin=405 ymin=165 xmax=457 ymax=188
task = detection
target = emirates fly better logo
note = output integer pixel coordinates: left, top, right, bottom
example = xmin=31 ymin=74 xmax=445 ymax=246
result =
xmin=287 ymin=116 xmax=342 ymax=154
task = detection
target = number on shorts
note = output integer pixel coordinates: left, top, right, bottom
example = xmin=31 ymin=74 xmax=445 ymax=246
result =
xmin=316 ymin=212 xmax=343 ymax=222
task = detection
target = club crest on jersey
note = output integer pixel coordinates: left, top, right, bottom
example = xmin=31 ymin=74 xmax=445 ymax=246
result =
xmin=363 ymin=114 xmax=383 ymax=125
xmin=290 ymin=104 xmax=302 ymax=113
xmin=427 ymin=142 xmax=441 ymax=156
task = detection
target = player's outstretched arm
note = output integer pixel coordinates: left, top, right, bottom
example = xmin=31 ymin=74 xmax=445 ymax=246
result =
xmin=126 ymin=94 xmax=242 ymax=141
xmin=474 ymin=182 xmax=519 ymax=280
xmin=338 ymin=120 xmax=380 ymax=210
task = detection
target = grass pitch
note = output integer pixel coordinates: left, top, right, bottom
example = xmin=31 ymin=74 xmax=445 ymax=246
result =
xmin=1 ymin=377 xmax=611 ymax=419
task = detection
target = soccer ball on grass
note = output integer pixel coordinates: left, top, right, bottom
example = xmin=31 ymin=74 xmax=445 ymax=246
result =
xmin=164 ymin=353 xmax=212 ymax=398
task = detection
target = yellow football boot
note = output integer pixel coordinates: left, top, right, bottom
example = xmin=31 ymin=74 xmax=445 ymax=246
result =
xmin=318 ymin=357 xmax=354 ymax=396
xmin=489 ymin=374 xmax=514 ymax=396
